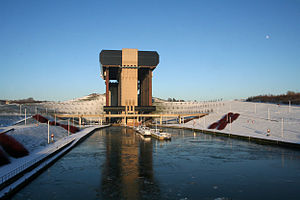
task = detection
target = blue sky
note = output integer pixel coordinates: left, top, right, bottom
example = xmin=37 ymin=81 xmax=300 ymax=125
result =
xmin=1 ymin=0 xmax=299 ymax=101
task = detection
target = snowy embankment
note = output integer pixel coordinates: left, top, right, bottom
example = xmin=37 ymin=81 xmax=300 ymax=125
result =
xmin=171 ymin=101 xmax=300 ymax=145
xmin=0 ymin=122 xmax=110 ymax=198
xmin=4 ymin=124 xmax=69 ymax=153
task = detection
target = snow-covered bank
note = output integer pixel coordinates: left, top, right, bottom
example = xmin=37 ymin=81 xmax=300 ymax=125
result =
xmin=0 ymin=124 xmax=110 ymax=198
xmin=5 ymin=124 xmax=70 ymax=153
xmin=165 ymin=101 xmax=300 ymax=146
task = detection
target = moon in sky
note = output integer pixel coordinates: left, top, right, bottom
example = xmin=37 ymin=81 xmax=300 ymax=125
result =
xmin=266 ymin=34 xmax=270 ymax=39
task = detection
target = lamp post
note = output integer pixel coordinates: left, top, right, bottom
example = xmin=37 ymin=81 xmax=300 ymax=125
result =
xmin=48 ymin=120 xmax=50 ymax=144
xmin=25 ymin=108 xmax=27 ymax=126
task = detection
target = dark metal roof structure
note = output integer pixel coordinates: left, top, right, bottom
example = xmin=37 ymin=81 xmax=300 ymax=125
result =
xmin=99 ymin=50 xmax=122 ymax=66
xmin=138 ymin=51 xmax=159 ymax=66
xmin=99 ymin=50 xmax=159 ymax=66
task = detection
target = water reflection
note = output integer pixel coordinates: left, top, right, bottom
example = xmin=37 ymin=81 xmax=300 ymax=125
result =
xmin=101 ymin=127 xmax=160 ymax=200
xmin=11 ymin=126 xmax=300 ymax=200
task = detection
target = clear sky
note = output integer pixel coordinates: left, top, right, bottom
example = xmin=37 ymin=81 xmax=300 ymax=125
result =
xmin=1 ymin=0 xmax=299 ymax=101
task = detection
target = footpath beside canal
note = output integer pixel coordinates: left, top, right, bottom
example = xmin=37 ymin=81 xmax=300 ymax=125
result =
xmin=0 ymin=124 xmax=110 ymax=199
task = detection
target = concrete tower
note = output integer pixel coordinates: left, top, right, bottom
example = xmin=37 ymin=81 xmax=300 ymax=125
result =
xmin=99 ymin=48 xmax=159 ymax=114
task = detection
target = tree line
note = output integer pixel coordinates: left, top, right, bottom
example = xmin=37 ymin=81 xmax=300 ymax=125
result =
xmin=246 ymin=91 xmax=300 ymax=105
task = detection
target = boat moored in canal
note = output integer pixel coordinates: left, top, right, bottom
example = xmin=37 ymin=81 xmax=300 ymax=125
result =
xmin=151 ymin=130 xmax=171 ymax=140
xmin=139 ymin=126 xmax=152 ymax=137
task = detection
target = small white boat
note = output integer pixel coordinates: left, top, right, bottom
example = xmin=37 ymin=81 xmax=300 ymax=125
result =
xmin=151 ymin=130 xmax=171 ymax=140
xmin=138 ymin=126 xmax=152 ymax=137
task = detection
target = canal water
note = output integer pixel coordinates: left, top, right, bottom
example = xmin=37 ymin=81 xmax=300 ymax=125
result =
xmin=12 ymin=127 xmax=300 ymax=200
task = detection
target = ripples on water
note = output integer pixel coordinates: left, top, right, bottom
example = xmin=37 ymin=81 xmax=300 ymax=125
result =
xmin=12 ymin=127 xmax=300 ymax=200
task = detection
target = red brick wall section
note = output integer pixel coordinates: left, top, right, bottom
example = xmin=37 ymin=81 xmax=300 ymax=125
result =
xmin=208 ymin=122 xmax=219 ymax=129
xmin=59 ymin=124 xmax=80 ymax=133
xmin=0 ymin=133 xmax=29 ymax=158
xmin=219 ymin=116 xmax=227 ymax=124
xmin=231 ymin=113 xmax=240 ymax=121
xmin=32 ymin=114 xmax=79 ymax=133
xmin=208 ymin=112 xmax=240 ymax=130
xmin=49 ymin=121 xmax=60 ymax=126
xmin=32 ymin=114 xmax=49 ymax=123
xmin=217 ymin=121 xmax=227 ymax=130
